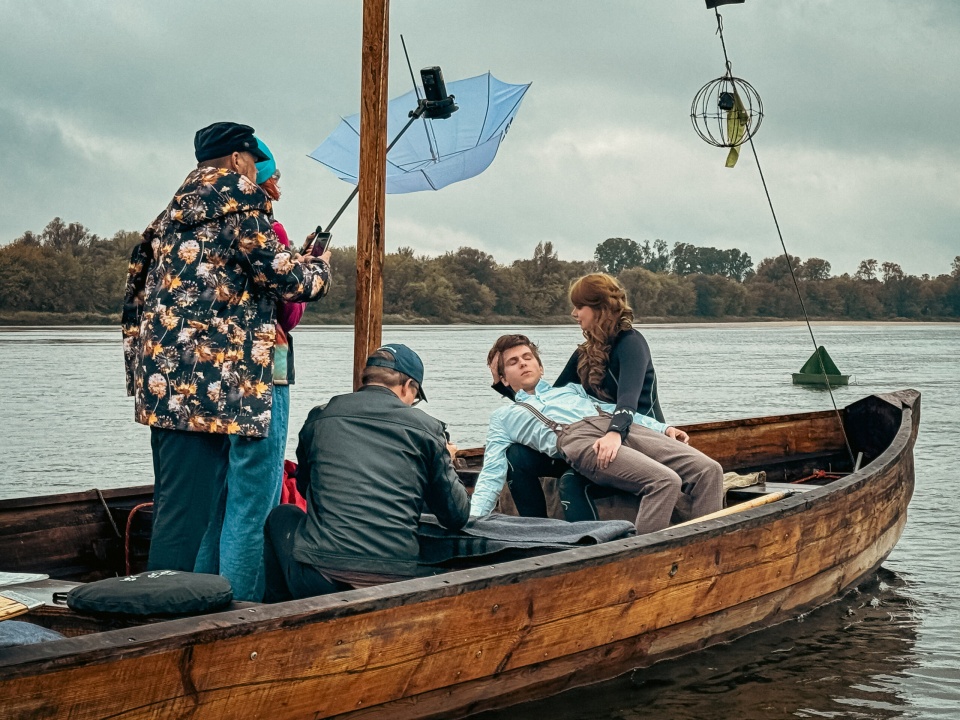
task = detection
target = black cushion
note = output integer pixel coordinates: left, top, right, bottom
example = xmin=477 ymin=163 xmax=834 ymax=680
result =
xmin=66 ymin=571 xmax=232 ymax=617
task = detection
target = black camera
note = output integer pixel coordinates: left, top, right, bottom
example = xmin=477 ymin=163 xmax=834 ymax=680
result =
xmin=420 ymin=66 xmax=458 ymax=120
xmin=421 ymin=66 xmax=448 ymax=102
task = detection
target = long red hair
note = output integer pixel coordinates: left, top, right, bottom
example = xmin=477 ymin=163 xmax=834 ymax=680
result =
xmin=260 ymin=177 xmax=281 ymax=201
xmin=569 ymin=273 xmax=633 ymax=399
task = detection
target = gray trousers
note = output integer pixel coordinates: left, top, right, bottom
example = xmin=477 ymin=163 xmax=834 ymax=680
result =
xmin=556 ymin=416 xmax=723 ymax=535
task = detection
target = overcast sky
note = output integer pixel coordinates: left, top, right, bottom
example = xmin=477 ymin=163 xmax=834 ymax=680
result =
xmin=1 ymin=1 xmax=957 ymax=277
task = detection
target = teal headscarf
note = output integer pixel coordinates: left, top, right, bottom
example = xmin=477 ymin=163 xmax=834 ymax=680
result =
xmin=254 ymin=137 xmax=276 ymax=185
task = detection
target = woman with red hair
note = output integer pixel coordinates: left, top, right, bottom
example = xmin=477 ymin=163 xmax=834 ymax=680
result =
xmin=565 ymin=272 xmax=663 ymax=424
xmin=492 ymin=273 xmax=664 ymax=519
xmin=195 ymin=139 xmax=331 ymax=600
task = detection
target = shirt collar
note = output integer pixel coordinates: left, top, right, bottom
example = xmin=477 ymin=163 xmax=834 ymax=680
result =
xmin=516 ymin=378 xmax=551 ymax=401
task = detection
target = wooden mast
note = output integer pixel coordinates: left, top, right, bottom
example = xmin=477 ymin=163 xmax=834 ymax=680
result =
xmin=353 ymin=0 xmax=390 ymax=389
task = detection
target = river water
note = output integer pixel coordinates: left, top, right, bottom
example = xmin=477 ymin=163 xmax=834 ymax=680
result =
xmin=1 ymin=323 xmax=958 ymax=718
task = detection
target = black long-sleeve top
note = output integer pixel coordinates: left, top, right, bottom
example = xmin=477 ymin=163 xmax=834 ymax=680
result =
xmin=494 ymin=328 xmax=664 ymax=437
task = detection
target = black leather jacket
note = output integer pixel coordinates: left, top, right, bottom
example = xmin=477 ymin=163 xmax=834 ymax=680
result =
xmin=292 ymin=385 xmax=469 ymax=577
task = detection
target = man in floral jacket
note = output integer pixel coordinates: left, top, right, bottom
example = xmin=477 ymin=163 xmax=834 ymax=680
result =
xmin=122 ymin=122 xmax=331 ymax=573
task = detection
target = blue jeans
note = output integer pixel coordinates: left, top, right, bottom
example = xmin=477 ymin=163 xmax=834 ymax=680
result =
xmin=195 ymin=384 xmax=290 ymax=601
xmin=262 ymin=505 xmax=347 ymax=602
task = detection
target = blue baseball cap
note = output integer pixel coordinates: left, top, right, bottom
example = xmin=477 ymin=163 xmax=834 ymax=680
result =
xmin=366 ymin=343 xmax=427 ymax=401
xmin=254 ymin=137 xmax=277 ymax=185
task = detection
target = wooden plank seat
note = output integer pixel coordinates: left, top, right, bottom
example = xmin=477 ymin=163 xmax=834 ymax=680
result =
xmin=725 ymin=480 xmax=823 ymax=505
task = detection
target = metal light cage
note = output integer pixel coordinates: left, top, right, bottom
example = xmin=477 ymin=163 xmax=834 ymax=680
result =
xmin=690 ymin=75 xmax=763 ymax=148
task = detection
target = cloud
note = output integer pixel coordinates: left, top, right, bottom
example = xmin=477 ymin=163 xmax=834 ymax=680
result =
xmin=1 ymin=0 xmax=958 ymax=277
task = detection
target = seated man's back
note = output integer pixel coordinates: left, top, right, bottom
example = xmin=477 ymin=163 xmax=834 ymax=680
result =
xmin=263 ymin=344 xmax=469 ymax=601
xmin=293 ymin=385 xmax=468 ymax=577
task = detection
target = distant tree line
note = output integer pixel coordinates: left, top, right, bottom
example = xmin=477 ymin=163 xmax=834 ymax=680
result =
xmin=0 ymin=219 xmax=140 ymax=316
xmin=593 ymin=236 xmax=960 ymax=320
xmin=1 ymin=219 xmax=958 ymax=323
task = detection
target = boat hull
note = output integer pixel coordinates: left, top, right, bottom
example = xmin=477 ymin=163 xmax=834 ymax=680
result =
xmin=0 ymin=391 xmax=919 ymax=720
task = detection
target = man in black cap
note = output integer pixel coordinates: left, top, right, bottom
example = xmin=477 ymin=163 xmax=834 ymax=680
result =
xmin=122 ymin=121 xmax=333 ymax=577
xmin=192 ymin=121 xmax=267 ymax=181
xmin=262 ymin=344 xmax=470 ymax=601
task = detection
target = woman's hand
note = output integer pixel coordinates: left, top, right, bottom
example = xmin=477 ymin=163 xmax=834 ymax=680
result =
xmin=488 ymin=352 xmax=501 ymax=385
xmin=293 ymin=250 xmax=332 ymax=265
xmin=666 ymin=427 xmax=690 ymax=444
xmin=592 ymin=431 xmax=622 ymax=470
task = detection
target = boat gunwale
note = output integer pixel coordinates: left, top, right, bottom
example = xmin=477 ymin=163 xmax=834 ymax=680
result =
xmin=0 ymin=390 xmax=919 ymax=677
xmin=0 ymin=410 xmax=843 ymax=510
xmin=0 ymin=484 xmax=155 ymax=511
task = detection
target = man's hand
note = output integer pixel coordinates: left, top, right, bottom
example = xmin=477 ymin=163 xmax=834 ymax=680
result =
xmin=666 ymin=427 xmax=690 ymax=444
xmin=592 ymin=431 xmax=622 ymax=470
xmin=488 ymin=352 xmax=501 ymax=385
xmin=446 ymin=442 xmax=458 ymax=458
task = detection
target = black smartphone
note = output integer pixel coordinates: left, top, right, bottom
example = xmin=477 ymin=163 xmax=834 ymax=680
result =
xmin=311 ymin=228 xmax=333 ymax=256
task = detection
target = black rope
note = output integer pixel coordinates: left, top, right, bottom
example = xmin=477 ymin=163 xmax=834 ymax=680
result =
xmin=715 ymin=10 xmax=733 ymax=77
xmin=94 ymin=488 xmax=122 ymax=538
xmin=400 ymin=35 xmax=437 ymax=162
xmin=714 ymin=10 xmax=857 ymax=468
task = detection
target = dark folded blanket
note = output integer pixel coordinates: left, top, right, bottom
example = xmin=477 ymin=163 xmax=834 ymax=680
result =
xmin=0 ymin=620 xmax=65 ymax=648
xmin=418 ymin=513 xmax=635 ymax=567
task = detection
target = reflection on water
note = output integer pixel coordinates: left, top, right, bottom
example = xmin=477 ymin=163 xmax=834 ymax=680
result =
xmin=476 ymin=570 xmax=928 ymax=720
xmin=1 ymin=323 xmax=959 ymax=718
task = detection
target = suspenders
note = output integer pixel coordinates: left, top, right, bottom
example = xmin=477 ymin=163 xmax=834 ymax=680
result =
xmin=515 ymin=402 xmax=564 ymax=434
xmin=515 ymin=401 xmax=611 ymax=434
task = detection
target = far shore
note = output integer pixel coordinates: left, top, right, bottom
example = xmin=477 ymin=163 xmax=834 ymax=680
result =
xmin=1 ymin=312 xmax=957 ymax=330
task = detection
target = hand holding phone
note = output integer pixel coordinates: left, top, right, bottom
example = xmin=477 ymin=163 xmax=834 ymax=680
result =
xmin=301 ymin=226 xmax=333 ymax=256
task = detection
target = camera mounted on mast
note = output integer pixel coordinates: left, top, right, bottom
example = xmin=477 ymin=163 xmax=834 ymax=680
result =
xmin=303 ymin=65 xmax=460 ymax=255
xmin=416 ymin=66 xmax=458 ymax=120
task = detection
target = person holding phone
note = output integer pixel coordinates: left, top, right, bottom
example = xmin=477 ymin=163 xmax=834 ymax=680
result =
xmin=194 ymin=138 xmax=333 ymax=601
xmin=122 ymin=122 xmax=332 ymax=583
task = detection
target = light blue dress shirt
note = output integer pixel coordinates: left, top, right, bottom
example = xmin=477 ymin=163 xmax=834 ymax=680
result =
xmin=470 ymin=379 xmax=669 ymax=516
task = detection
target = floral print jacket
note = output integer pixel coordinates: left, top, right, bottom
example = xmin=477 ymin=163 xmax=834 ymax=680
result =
xmin=122 ymin=167 xmax=329 ymax=437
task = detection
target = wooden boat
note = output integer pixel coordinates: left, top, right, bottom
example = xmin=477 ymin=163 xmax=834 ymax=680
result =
xmin=0 ymin=389 xmax=918 ymax=719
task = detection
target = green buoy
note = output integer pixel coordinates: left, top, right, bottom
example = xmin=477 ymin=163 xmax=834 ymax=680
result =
xmin=792 ymin=346 xmax=849 ymax=386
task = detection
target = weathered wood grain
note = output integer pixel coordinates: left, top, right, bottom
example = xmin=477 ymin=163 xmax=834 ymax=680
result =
xmin=352 ymin=0 xmax=390 ymax=388
xmin=0 ymin=392 xmax=918 ymax=720
xmin=0 ymin=487 xmax=152 ymax=579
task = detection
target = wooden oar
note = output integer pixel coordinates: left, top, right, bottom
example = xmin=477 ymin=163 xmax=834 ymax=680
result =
xmin=672 ymin=491 xmax=791 ymax=529
xmin=0 ymin=590 xmax=44 ymax=621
